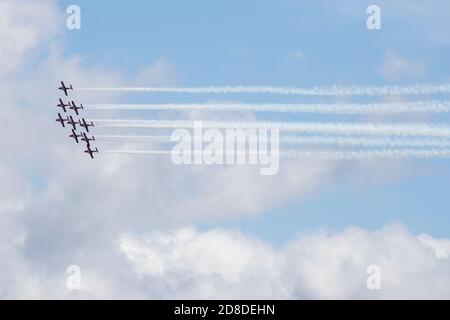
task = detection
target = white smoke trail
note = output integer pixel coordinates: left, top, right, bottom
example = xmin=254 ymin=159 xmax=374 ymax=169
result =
xmin=95 ymin=135 xmax=172 ymax=143
xmin=282 ymin=149 xmax=450 ymax=160
xmin=280 ymin=136 xmax=450 ymax=148
xmin=96 ymin=134 xmax=450 ymax=148
xmin=76 ymin=83 xmax=450 ymax=96
xmin=102 ymin=149 xmax=450 ymax=160
xmin=84 ymin=101 xmax=450 ymax=114
xmin=91 ymin=119 xmax=450 ymax=137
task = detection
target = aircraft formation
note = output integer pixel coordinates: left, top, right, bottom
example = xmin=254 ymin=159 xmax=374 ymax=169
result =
xmin=56 ymin=81 xmax=98 ymax=159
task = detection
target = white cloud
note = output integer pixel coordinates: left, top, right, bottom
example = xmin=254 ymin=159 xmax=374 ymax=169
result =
xmin=117 ymin=224 xmax=450 ymax=299
xmin=2 ymin=220 xmax=450 ymax=299
xmin=135 ymin=58 xmax=180 ymax=86
xmin=378 ymin=50 xmax=425 ymax=80
xmin=0 ymin=0 xmax=60 ymax=75
xmin=418 ymin=234 xmax=450 ymax=259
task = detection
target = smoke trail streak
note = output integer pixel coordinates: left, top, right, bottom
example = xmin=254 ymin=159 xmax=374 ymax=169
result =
xmin=84 ymin=101 xmax=450 ymax=114
xmin=76 ymin=83 xmax=450 ymax=96
xmin=280 ymin=136 xmax=450 ymax=148
xmin=90 ymin=119 xmax=450 ymax=137
xmin=96 ymin=134 xmax=450 ymax=148
xmin=102 ymin=149 xmax=450 ymax=160
xmin=282 ymin=149 xmax=450 ymax=160
xmin=95 ymin=135 xmax=173 ymax=142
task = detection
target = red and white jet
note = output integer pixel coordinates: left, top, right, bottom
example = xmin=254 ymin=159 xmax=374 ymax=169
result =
xmin=84 ymin=144 xmax=99 ymax=159
xmin=81 ymin=132 xmax=95 ymax=146
xmin=69 ymin=129 xmax=82 ymax=143
xmin=79 ymin=118 xmax=94 ymax=132
xmin=57 ymin=99 xmax=70 ymax=112
xmin=59 ymin=81 xmax=73 ymax=96
xmin=70 ymin=101 xmax=84 ymax=115
xmin=66 ymin=115 xmax=78 ymax=131
xmin=56 ymin=113 xmax=67 ymax=128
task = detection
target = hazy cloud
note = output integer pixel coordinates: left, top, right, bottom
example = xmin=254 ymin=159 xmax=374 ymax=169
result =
xmin=378 ymin=50 xmax=425 ymax=80
xmin=117 ymin=224 xmax=450 ymax=299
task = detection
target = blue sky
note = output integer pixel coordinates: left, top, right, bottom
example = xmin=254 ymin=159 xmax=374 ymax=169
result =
xmin=221 ymin=163 xmax=450 ymax=245
xmin=56 ymin=0 xmax=450 ymax=244
xmin=61 ymin=0 xmax=449 ymax=85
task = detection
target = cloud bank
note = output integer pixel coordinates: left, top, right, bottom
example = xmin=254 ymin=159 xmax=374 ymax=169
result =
xmin=118 ymin=225 xmax=450 ymax=299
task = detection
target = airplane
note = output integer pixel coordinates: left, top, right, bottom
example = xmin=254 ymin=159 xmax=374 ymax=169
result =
xmin=57 ymin=99 xmax=70 ymax=112
xmin=59 ymin=81 xmax=73 ymax=96
xmin=69 ymin=129 xmax=82 ymax=143
xmin=56 ymin=113 xmax=67 ymax=128
xmin=79 ymin=118 xmax=94 ymax=132
xmin=66 ymin=115 xmax=78 ymax=131
xmin=84 ymin=144 xmax=99 ymax=159
xmin=81 ymin=132 xmax=95 ymax=145
xmin=69 ymin=101 xmax=83 ymax=115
